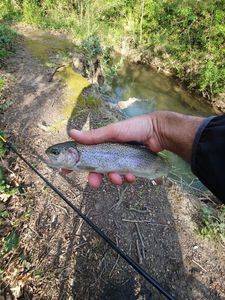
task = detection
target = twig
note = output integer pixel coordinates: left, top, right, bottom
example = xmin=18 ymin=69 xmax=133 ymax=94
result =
xmin=109 ymin=237 xmax=120 ymax=278
xmin=73 ymin=241 xmax=87 ymax=251
xmin=135 ymin=222 xmax=146 ymax=259
xmin=129 ymin=207 xmax=152 ymax=214
xmin=111 ymin=186 xmax=128 ymax=209
xmin=192 ymin=259 xmax=207 ymax=272
xmin=28 ymin=225 xmax=40 ymax=237
xmin=51 ymin=202 xmax=70 ymax=217
xmin=48 ymin=64 xmax=65 ymax=82
xmin=128 ymin=241 xmax=132 ymax=256
xmin=198 ymin=195 xmax=217 ymax=205
xmin=89 ymin=262 xmax=106 ymax=288
xmin=109 ymin=254 xmax=120 ymax=278
xmin=98 ymin=247 xmax=109 ymax=269
xmin=122 ymin=219 xmax=168 ymax=226
xmin=136 ymin=239 xmax=143 ymax=264
xmin=0 ymin=157 xmax=14 ymax=174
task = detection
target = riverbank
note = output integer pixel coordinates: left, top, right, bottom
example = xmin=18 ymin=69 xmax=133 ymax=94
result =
xmin=0 ymin=24 xmax=225 ymax=299
xmin=1 ymin=1 xmax=225 ymax=111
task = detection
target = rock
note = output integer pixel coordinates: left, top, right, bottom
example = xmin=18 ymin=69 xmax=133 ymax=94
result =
xmin=0 ymin=221 xmax=12 ymax=237
xmin=0 ymin=202 xmax=6 ymax=211
xmin=212 ymin=93 xmax=225 ymax=113
xmin=117 ymin=97 xmax=156 ymax=117
xmin=72 ymin=53 xmax=105 ymax=87
xmin=72 ymin=53 xmax=86 ymax=75
xmin=92 ymin=58 xmax=104 ymax=86
xmin=118 ymin=97 xmax=140 ymax=109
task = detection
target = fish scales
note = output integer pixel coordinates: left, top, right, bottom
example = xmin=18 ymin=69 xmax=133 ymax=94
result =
xmin=79 ymin=143 xmax=157 ymax=172
xmin=45 ymin=141 xmax=168 ymax=180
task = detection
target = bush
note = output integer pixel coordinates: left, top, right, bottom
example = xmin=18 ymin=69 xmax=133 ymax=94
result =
xmin=0 ymin=0 xmax=20 ymax=21
xmin=198 ymin=206 xmax=225 ymax=243
xmin=22 ymin=0 xmax=44 ymax=25
xmin=81 ymin=35 xmax=103 ymax=59
xmin=0 ymin=24 xmax=17 ymax=63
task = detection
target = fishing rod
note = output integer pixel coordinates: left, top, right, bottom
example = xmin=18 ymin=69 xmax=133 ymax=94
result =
xmin=0 ymin=135 xmax=175 ymax=300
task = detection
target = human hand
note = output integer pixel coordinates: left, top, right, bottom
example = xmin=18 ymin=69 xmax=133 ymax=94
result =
xmin=66 ymin=111 xmax=203 ymax=188
xmin=69 ymin=113 xmax=164 ymax=188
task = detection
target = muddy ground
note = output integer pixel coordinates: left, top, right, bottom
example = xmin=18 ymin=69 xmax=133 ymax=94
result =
xmin=0 ymin=26 xmax=225 ymax=300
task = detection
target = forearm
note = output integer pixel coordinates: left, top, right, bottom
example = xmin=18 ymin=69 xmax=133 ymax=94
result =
xmin=151 ymin=111 xmax=204 ymax=162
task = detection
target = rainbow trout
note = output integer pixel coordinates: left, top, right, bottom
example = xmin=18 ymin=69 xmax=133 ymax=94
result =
xmin=45 ymin=141 xmax=168 ymax=180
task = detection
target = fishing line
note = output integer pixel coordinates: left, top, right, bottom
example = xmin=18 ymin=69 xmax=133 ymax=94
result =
xmin=1 ymin=136 xmax=175 ymax=300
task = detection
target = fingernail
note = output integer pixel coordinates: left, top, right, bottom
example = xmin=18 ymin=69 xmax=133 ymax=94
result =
xmin=69 ymin=129 xmax=82 ymax=137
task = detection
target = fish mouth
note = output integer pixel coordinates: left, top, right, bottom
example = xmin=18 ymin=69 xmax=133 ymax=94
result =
xmin=45 ymin=154 xmax=59 ymax=168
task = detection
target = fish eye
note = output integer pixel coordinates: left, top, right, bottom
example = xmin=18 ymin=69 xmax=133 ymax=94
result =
xmin=50 ymin=148 xmax=60 ymax=155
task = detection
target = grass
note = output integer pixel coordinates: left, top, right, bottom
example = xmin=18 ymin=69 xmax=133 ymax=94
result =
xmin=0 ymin=24 xmax=17 ymax=65
xmin=0 ymin=133 xmax=7 ymax=158
xmin=0 ymin=77 xmax=5 ymax=95
xmin=0 ymin=135 xmax=19 ymax=200
xmin=197 ymin=205 xmax=225 ymax=243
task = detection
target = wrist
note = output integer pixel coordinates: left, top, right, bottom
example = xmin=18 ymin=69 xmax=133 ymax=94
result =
xmin=151 ymin=111 xmax=204 ymax=162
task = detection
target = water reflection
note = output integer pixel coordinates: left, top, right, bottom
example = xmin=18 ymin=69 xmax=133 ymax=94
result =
xmin=112 ymin=61 xmax=214 ymax=117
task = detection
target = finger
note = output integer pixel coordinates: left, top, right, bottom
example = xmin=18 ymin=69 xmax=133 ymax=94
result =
xmin=124 ymin=173 xmax=136 ymax=183
xmin=69 ymin=114 xmax=152 ymax=145
xmin=108 ymin=172 xmax=123 ymax=185
xmin=88 ymin=172 xmax=103 ymax=188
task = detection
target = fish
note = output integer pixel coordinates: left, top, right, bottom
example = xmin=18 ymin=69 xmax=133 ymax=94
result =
xmin=45 ymin=141 xmax=168 ymax=180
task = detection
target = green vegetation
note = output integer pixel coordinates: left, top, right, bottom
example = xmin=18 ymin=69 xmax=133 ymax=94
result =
xmin=0 ymin=0 xmax=21 ymax=21
xmin=0 ymin=134 xmax=19 ymax=200
xmin=34 ymin=270 xmax=44 ymax=278
xmin=1 ymin=232 xmax=19 ymax=254
xmin=0 ymin=166 xmax=19 ymax=198
xmin=0 ymin=75 xmax=15 ymax=112
xmin=197 ymin=206 xmax=225 ymax=243
xmin=81 ymin=35 xmax=103 ymax=59
xmin=80 ymin=35 xmax=122 ymax=88
xmin=0 ymin=134 xmax=7 ymax=158
xmin=0 ymin=1 xmax=224 ymax=97
xmin=0 ymin=24 xmax=17 ymax=64
xmin=0 ymin=77 xmax=5 ymax=95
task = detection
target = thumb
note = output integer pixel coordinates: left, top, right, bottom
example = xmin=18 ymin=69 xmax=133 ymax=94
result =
xmin=69 ymin=116 xmax=152 ymax=145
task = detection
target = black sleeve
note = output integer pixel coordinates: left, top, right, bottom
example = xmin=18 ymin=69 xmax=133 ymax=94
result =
xmin=191 ymin=115 xmax=225 ymax=203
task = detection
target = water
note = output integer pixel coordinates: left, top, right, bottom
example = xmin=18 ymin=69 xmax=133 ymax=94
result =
xmin=112 ymin=61 xmax=213 ymax=117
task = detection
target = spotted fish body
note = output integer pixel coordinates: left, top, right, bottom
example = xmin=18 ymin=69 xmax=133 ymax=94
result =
xmin=45 ymin=141 xmax=168 ymax=180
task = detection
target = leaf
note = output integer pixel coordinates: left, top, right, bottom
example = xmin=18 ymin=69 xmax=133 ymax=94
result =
xmin=0 ymin=132 xmax=6 ymax=157
xmin=0 ymin=193 xmax=11 ymax=202
xmin=0 ymin=210 xmax=9 ymax=218
xmin=19 ymin=253 xmax=27 ymax=261
xmin=3 ymin=232 xmax=19 ymax=252
xmin=34 ymin=270 xmax=44 ymax=278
